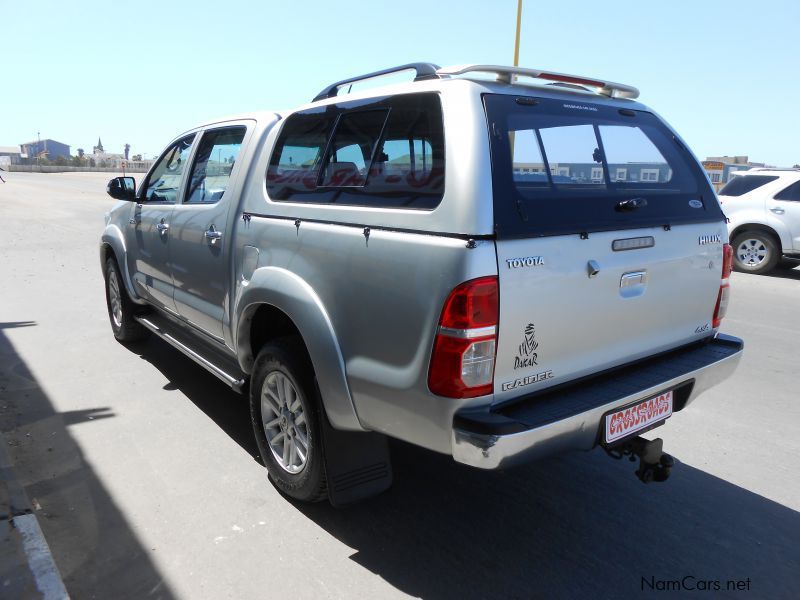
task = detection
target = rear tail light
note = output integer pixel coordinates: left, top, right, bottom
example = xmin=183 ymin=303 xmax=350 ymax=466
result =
xmin=428 ymin=276 xmax=498 ymax=398
xmin=721 ymin=242 xmax=733 ymax=279
xmin=713 ymin=244 xmax=733 ymax=328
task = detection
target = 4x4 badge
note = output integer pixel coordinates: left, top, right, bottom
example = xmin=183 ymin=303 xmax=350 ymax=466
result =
xmin=514 ymin=323 xmax=539 ymax=370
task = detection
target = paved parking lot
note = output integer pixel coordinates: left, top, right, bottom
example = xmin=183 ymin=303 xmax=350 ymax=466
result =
xmin=1 ymin=172 xmax=798 ymax=599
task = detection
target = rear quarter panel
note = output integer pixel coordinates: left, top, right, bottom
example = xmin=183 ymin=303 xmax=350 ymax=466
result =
xmin=233 ymin=215 xmax=498 ymax=453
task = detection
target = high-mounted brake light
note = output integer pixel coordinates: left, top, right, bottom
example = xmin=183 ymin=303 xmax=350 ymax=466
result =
xmin=536 ymin=72 xmax=605 ymax=88
xmin=713 ymin=244 xmax=733 ymax=329
xmin=428 ymin=276 xmax=498 ymax=398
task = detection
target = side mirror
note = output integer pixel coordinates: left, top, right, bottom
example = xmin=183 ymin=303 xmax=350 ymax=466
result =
xmin=107 ymin=176 xmax=136 ymax=201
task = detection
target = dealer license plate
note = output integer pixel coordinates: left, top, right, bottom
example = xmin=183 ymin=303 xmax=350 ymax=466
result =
xmin=604 ymin=390 xmax=673 ymax=444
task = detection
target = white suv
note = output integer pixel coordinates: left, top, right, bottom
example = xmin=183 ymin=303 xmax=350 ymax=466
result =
xmin=720 ymin=168 xmax=800 ymax=274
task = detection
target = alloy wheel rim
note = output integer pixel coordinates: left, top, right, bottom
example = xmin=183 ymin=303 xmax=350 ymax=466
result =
xmin=737 ymin=238 xmax=768 ymax=267
xmin=108 ymin=270 xmax=123 ymax=327
xmin=261 ymin=371 xmax=309 ymax=474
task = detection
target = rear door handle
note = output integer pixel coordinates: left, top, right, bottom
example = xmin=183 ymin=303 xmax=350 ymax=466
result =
xmin=156 ymin=221 xmax=170 ymax=234
xmin=769 ymin=207 xmax=785 ymax=215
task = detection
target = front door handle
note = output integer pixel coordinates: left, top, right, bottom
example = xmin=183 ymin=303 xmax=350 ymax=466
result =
xmin=204 ymin=225 xmax=223 ymax=242
xmin=156 ymin=220 xmax=170 ymax=234
xmin=770 ymin=207 xmax=786 ymax=215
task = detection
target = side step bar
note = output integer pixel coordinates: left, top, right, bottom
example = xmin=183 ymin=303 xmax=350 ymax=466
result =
xmin=135 ymin=315 xmax=247 ymax=392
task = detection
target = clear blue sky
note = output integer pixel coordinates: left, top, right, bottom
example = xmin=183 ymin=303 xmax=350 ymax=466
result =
xmin=3 ymin=0 xmax=798 ymax=166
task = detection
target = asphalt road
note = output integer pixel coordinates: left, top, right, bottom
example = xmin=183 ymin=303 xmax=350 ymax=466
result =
xmin=1 ymin=172 xmax=798 ymax=599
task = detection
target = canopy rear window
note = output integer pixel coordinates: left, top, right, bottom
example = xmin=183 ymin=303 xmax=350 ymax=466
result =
xmin=483 ymin=94 xmax=721 ymax=238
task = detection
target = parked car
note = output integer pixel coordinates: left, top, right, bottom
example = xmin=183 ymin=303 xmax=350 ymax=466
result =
xmin=101 ymin=63 xmax=743 ymax=505
xmin=719 ymin=168 xmax=800 ymax=274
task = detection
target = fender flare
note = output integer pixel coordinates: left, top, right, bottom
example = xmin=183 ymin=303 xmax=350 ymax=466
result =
xmin=100 ymin=224 xmax=145 ymax=303
xmin=234 ymin=267 xmax=364 ymax=432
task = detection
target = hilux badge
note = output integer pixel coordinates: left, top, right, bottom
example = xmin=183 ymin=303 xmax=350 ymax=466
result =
xmin=698 ymin=234 xmax=721 ymax=245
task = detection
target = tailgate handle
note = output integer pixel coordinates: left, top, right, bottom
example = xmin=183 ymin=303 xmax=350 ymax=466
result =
xmin=620 ymin=271 xmax=648 ymax=288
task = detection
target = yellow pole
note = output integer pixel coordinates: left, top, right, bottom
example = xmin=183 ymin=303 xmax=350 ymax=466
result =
xmin=513 ymin=0 xmax=523 ymax=67
xmin=510 ymin=0 xmax=523 ymax=158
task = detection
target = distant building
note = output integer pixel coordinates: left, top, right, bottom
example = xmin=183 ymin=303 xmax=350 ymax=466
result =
xmin=88 ymin=136 xmax=123 ymax=167
xmin=702 ymin=156 xmax=770 ymax=190
xmin=512 ymin=161 xmax=672 ymax=183
xmin=20 ymin=139 xmax=71 ymax=161
xmin=0 ymin=145 xmax=23 ymax=167
xmin=87 ymin=136 xmax=154 ymax=170
xmin=90 ymin=151 xmax=126 ymax=168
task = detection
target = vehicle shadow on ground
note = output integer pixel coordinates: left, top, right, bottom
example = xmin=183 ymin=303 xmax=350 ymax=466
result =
xmin=754 ymin=260 xmax=800 ymax=280
xmin=297 ymin=443 xmax=800 ymax=599
xmin=133 ymin=336 xmax=261 ymax=462
xmin=0 ymin=328 xmax=176 ymax=599
xmin=132 ymin=335 xmax=800 ymax=599
xmin=768 ymin=264 xmax=800 ymax=280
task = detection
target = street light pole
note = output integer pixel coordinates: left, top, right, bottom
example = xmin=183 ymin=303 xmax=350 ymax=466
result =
xmin=509 ymin=0 xmax=524 ymax=158
xmin=513 ymin=0 xmax=523 ymax=67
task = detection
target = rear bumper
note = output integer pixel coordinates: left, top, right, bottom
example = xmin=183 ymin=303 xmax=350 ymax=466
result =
xmin=451 ymin=334 xmax=743 ymax=469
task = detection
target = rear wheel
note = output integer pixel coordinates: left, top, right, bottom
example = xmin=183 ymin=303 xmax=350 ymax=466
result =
xmin=104 ymin=258 xmax=148 ymax=342
xmin=250 ymin=338 xmax=327 ymax=502
xmin=732 ymin=231 xmax=780 ymax=275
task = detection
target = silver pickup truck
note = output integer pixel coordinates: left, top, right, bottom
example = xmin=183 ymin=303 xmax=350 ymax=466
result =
xmin=101 ymin=63 xmax=743 ymax=505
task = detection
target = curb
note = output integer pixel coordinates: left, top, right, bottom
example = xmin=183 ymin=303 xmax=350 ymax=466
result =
xmin=0 ymin=436 xmax=69 ymax=599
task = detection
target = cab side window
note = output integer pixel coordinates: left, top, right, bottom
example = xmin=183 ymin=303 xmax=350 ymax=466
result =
xmin=319 ymin=110 xmax=388 ymax=187
xmin=185 ymin=127 xmax=246 ymax=204
xmin=774 ymin=181 xmax=800 ymax=202
xmin=267 ymin=93 xmax=445 ymax=209
xmin=142 ymin=135 xmax=196 ymax=204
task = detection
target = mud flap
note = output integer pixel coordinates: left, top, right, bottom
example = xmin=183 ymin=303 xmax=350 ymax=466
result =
xmin=321 ymin=414 xmax=393 ymax=507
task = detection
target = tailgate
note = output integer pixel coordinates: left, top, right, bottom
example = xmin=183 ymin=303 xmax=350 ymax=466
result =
xmin=493 ymin=224 xmax=726 ymax=402
xmin=482 ymin=93 xmax=728 ymax=403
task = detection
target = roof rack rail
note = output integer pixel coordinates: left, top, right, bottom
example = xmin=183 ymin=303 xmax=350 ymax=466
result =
xmin=745 ymin=167 xmax=798 ymax=172
xmin=312 ymin=63 xmax=442 ymax=102
xmin=436 ymin=64 xmax=640 ymax=99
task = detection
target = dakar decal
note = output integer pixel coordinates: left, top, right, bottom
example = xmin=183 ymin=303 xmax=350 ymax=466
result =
xmin=514 ymin=323 xmax=539 ymax=370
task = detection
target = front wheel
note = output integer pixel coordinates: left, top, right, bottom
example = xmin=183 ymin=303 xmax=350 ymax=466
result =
xmin=250 ymin=339 xmax=327 ymax=502
xmin=104 ymin=258 xmax=148 ymax=342
xmin=732 ymin=231 xmax=780 ymax=275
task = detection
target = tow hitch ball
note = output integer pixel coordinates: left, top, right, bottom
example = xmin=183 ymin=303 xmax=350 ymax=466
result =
xmin=606 ymin=436 xmax=674 ymax=484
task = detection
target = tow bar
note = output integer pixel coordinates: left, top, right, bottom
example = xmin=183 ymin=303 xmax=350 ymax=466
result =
xmin=605 ymin=436 xmax=674 ymax=483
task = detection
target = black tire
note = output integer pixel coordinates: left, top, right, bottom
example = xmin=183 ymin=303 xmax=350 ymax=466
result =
xmin=250 ymin=338 xmax=327 ymax=503
xmin=104 ymin=257 xmax=148 ymax=342
xmin=731 ymin=231 xmax=780 ymax=275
